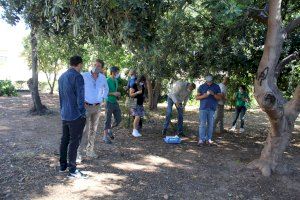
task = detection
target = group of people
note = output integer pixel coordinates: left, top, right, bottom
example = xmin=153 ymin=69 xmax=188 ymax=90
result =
xmin=58 ymin=55 xmax=250 ymax=178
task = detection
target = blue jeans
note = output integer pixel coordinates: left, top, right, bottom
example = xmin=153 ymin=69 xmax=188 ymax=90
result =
xmin=232 ymin=106 xmax=246 ymax=128
xmin=163 ymin=97 xmax=183 ymax=133
xmin=199 ymin=109 xmax=215 ymax=141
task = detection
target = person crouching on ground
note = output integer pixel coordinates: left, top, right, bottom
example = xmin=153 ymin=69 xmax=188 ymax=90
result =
xmin=162 ymin=81 xmax=196 ymax=137
xmin=196 ymin=75 xmax=222 ymax=146
xmin=129 ymin=75 xmax=146 ymax=137
xmin=103 ymin=66 xmax=122 ymax=144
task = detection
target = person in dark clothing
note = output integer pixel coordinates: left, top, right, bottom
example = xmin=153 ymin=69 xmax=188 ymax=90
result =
xmin=229 ymin=85 xmax=250 ymax=133
xmin=58 ymin=55 xmax=87 ymax=178
xmin=129 ymin=75 xmax=146 ymax=137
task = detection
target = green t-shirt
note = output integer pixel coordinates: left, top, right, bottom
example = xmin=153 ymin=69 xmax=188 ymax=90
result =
xmin=235 ymin=92 xmax=249 ymax=107
xmin=107 ymin=77 xmax=118 ymax=103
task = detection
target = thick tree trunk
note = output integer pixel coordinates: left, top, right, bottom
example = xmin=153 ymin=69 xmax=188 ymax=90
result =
xmin=29 ymin=27 xmax=47 ymax=114
xmin=248 ymin=0 xmax=300 ymax=176
xmin=146 ymin=78 xmax=161 ymax=110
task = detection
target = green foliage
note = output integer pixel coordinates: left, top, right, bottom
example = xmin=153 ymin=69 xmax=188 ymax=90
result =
xmin=0 ymin=80 xmax=17 ymax=96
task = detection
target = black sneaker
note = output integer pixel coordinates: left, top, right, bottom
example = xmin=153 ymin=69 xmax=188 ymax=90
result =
xmin=59 ymin=167 xmax=67 ymax=173
xmin=67 ymin=169 xmax=88 ymax=178
xmin=108 ymin=130 xmax=115 ymax=140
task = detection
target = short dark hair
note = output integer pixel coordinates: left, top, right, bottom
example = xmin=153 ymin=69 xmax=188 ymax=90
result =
xmin=239 ymin=85 xmax=247 ymax=91
xmin=96 ymin=59 xmax=105 ymax=68
xmin=70 ymin=55 xmax=83 ymax=67
xmin=189 ymin=83 xmax=196 ymax=89
xmin=138 ymin=75 xmax=146 ymax=82
xmin=110 ymin=66 xmax=119 ymax=74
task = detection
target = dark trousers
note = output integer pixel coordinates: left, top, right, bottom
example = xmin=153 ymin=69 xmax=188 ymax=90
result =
xmin=104 ymin=102 xmax=122 ymax=130
xmin=60 ymin=117 xmax=86 ymax=173
xmin=232 ymin=106 xmax=246 ymax=128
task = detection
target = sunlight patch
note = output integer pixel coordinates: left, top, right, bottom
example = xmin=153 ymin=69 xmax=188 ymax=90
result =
xmin=111 ymin=162 xmax=157 ymax=172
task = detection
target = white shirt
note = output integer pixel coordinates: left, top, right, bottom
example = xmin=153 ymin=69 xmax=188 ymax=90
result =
xmin=82 ymin=72 xmax=109 ymax=104
xmin=218 ymin=83 xmax=227 ymax=105
xmin=168 ymin=81 xmax=191 ymax=104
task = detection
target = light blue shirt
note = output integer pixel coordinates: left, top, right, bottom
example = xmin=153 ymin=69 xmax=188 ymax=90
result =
xmin=82 ymin=71 xmax=109 ymax=104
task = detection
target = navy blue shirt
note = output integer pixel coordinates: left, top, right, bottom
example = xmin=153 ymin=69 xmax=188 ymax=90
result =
xmin=198 ymin=83 xmax=221 ymax=111
xmin=58 ymin=68 xmax=85 ymax=121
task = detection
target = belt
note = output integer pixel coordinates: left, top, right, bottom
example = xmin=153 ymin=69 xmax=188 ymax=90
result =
xmin=85 ymin=102 xmax=100 ymax=106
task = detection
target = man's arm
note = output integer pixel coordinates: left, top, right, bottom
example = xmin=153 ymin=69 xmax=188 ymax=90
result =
xmin=101 ymin=75 xmax=109 ymax=101
xmin=75 ymin=75 xmax=86 ymax=117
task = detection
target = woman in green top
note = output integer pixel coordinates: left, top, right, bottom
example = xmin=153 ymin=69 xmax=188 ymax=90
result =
xmin=229 ymin=85 xmax=249 ymax=133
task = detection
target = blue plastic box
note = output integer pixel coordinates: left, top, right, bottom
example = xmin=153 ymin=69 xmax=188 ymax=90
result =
xmin=163 ymin=136 xmax=181 ymax=144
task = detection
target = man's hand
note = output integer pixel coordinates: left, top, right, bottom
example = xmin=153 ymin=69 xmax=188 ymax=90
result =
xmin=136 ymin=90 xmax=142 ymax=95
xmin=114 ymin=92 xmax=121 ymax=97
xmin=175 ymin=102 xmax=182 ymax=108
xmin=208 ymin=90 xmax=215 ymax=95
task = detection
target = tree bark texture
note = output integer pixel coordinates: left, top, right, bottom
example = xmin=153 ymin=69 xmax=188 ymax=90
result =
xmin=248 ymin=0 xmax=300 ymax=176
xmin=29 ymin=27 xmax=47 ymax=114
xmin=146 ymin=78 xmax=162 ymax=110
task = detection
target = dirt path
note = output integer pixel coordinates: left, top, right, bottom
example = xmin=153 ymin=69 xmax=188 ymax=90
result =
xmin=0 ymin=93 xmax=299 ymax=200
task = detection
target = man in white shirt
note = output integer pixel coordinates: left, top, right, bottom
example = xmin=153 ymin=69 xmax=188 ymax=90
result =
xmin=213 ymin=76 xmax=229 ymax=134
xmin=162 ymin=81 xmax=196 ymax=137
xmin=79 ymin=59 xmax=109 ymax=159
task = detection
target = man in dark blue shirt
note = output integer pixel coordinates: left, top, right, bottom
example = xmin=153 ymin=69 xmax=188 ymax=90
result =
xmin=58 ymin=55 xmax=87 ymax=178
xmin=196 ymin=75 xmax=221 ymax=146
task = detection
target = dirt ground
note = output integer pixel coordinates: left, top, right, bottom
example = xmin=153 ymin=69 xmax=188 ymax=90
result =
xmin=0 ymin=92 xmax=299 ymax=200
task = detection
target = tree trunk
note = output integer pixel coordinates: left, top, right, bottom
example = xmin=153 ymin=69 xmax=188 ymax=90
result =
xmin=29 ymin=27 xmax=47 ymax=114
xmin=146 ymin=78 xmax=162 ymax=110
xmin=248 ymin=0 xmax=300 ymax=176
xmin=50 ymin=72 xmax=57 ymax=95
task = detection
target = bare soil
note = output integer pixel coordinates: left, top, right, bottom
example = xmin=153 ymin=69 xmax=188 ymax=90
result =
xmin=0 ymin=92 xmax=299 ymax=200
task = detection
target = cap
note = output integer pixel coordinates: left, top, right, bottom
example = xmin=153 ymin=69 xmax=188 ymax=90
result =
xmin=110 ymin=66 xmax=119 ymax=73
xmin=205 ymin=75 xmax=213 ymax=82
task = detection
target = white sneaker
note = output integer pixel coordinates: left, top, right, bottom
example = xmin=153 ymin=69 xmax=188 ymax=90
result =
xmin=240 ymin=128 xmax=245 ymax=133
xmin=229 ymin=126 xmax=236 ymax=132
xmin=132 ymin=129 xmax=142 ymax=137
xmin=67 ymin=169 xmax=88 ymax=179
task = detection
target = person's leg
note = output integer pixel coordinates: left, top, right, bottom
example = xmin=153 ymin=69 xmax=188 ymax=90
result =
xmin=177 ymin=104 xmax=184 ymax=134
xmin=86 ymin=107 xmax=101 ymax=155
xmin=59 ymin=121 xmax=69 ymax=170
xmin=78 ymin=107 xmax=91 ymax=156
xmin=138 ymin=117 xmax=143 ymax=130
xmin=207 ymin=110 xmax=215 ymax=141
xmin=112 ymin=102 xmax=122 ymax=128
xmin=213 ymin=105 xmax=221 ymax=133
xmin=104 ymin=102 xmax=113 ymax=138
xmin=68 ymin=117 xmax=86 ymax=173
xmin=240 ymin=107 xmax=246 ymax=128
xmin=219 ymin=105 xmax=225 ymax=133
xmin=133 ymin=116 xmax=140 ymax=130
xmin=163 ymin=97 xmax=174 ymax=131
xmin=199 ymin=110 xmax=208 ymax=142
xmin=231 ymin=107 xmax=241 ymax=127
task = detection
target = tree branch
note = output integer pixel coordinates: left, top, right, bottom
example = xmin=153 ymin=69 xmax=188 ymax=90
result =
xmin=285 ymin=17 xmax=300 ymax=35
xmin=246 ymin=4 xmax=269 ymax=25
xmin=275 ymin=51 xmax=299 ymax=79
xmin=285 ymin=85 xmax=300 ymax=122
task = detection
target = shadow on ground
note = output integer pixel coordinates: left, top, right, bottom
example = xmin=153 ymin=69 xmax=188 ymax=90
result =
xmin=0 ymin=92 xmax=299 ymax=200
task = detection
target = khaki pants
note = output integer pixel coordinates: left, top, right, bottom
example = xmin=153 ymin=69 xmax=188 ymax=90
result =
xmin=213 ymin=104 xmax=224 ymax=133
xmin=79 ymin=105 xmax=101 ymax=155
